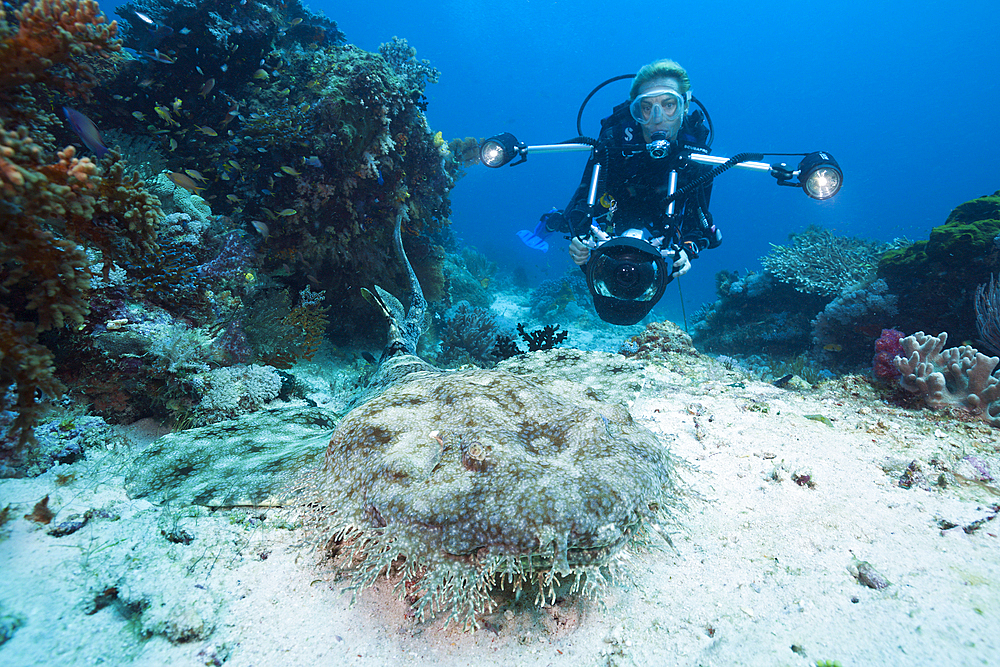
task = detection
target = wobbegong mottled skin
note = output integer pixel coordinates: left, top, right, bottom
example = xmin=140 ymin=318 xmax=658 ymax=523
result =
xmin=295 ymin=211 xmax=684 ymax=628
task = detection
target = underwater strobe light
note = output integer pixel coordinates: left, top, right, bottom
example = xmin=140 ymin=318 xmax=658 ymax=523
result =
xmin=480 ymin=132 xmax=525 ymax=168
xmin=797 ymin=151 xmax=842 ymax=200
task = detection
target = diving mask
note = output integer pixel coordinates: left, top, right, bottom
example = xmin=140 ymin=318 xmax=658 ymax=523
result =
xmin=629 ymin=89 xmax=687 ymax=126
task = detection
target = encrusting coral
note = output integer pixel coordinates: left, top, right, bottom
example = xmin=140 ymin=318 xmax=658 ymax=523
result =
xmin=894 ymin=331 xmax=1000 ymax=425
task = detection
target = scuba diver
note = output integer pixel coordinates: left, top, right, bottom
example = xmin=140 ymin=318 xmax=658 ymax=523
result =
xmin=542 ymin=59 xmax=721 ymax=325
xmin=489 ymin=58 xmax=841 ymax=325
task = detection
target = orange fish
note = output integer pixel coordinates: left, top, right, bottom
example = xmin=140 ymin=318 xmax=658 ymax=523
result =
xmin=167 ymin=172 xmax=204 ymax=193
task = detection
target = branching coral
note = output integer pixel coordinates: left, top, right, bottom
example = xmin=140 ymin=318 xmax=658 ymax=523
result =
xmin=1 ymin=124 xmax=99 ymax=447
xmin=762 ymin=226 xmax=895 ymax=297
xmin=0 ymin=124 xmax=165 ymax=448
xmin=894 ymin=331 xmax=1000 ymax=425
xmin=436 ymin=302 xmax=504 ymax=367
xmin=0 ymin=0 xmax=120 ymax=97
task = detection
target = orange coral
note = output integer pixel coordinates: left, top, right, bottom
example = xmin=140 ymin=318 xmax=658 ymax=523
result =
xmin=1 ymin=124 xmax=96 ymax=448
xmin=0 ymin=0 xmax=120 ymax=96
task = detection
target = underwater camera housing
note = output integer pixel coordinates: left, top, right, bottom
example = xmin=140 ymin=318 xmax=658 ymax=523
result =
xmin=585 ymin=232 xmax=672 ymax=325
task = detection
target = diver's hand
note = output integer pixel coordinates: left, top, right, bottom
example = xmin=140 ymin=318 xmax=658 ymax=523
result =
xmin=672 ymin=248 xmax=692 ymax=276
xmin=569 ymin=237 xmax=591 ymax=266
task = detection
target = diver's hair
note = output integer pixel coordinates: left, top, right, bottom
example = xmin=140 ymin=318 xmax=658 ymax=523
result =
xmin=629 ymin=59 xmax=691 ymax=100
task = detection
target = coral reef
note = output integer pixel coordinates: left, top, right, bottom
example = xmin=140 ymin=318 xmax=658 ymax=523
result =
xmin=761 ymin=226 xmax=896 ymax=297
xmin=894 ymin=331 xmax=1000 ymax=425
xmin=692 ymin=270 xmax=829 ymax=357
xmin=1 ymin=129 xmax=97 ymax=448
xmin=1 ymin=0 xmax=463 ymax=454
xmin=296 ymin=359 xmax=681 ymax=628
xmin=879 ymin=190 xmax=1000 ymax=344
xmin=810 ymin=278 xmax=899 ymax=367
xmin=623 ymin=319 xmax=698 ymax=361
xmin=530 ymin=274 xmax=595 ymax=321
xmin=91 ymin=0 xmax=456 ymax=344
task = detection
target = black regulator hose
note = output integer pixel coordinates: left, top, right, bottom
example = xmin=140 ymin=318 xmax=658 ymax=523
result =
xmin=664 ymin=152 xmax=764 ymax=204
xmin=576 ymin=74 xmax=635 ymax=136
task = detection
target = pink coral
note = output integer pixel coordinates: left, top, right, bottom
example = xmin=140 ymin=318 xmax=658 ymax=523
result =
xmin=873 ymin=328 xmax=904 ymax=381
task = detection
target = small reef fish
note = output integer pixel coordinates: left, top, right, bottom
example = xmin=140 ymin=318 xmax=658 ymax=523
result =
xmin=226 ymin=194 xmax=242 ymax=204
xmin=250 ymin=220 xmax=269 ymax=239
xmin=304 ymin=156 xmax=323 ymax=168
xmin=823 ymin=343 xmax=843 ymax=352
xmin=253 ymin=69 xmax=269 ymax=80
xmin=280 ymin=166 xmax=300 ymax=176
xmin=195 ymin=126 xmax=218 ymax=137
xmin=131 ymin=111 xmax=146 ymax=121
xmin=167 ymin=171 xmax=204 ymax=193
xmin=153 ymin=105 xmax=178 ymax=125
xmin=145 ymin=49 xmax=175 ymax=64
xmin=289 ymin=17 xmax=303 ymax=26
xmin=63 ymin=107 xmax=109 ymax=157
xmin=278 ymin=208 xmax=297 ymax=217
xmin=184 ymin=169 xmax=208 ymax=183
xmin=171 ymin=98 xmax=183 ymax=113
xmin=168 ymin=138 xmax=178 ymax=151
xmin=198 ymin=78 xmax=215 ymax=98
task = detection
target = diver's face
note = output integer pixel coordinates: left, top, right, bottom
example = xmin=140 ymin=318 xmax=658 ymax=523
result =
xmin=638 ymin=77 xmax=685 ymax=143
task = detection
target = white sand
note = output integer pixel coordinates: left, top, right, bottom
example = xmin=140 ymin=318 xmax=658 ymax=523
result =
xmin=1 ymin=356 xmax=998 ymax=666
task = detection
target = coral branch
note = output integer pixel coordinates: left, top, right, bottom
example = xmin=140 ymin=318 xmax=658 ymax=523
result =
xmin=0 ymin=0 xmax=120 ymax=96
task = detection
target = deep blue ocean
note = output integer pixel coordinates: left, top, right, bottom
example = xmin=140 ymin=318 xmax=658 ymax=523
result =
xmin=116 ymin=0 xmax=1000 ymax=324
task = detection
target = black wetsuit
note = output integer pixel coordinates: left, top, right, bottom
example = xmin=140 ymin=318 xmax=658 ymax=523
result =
xmin=559 ymin=106 xmax=722 ymax=259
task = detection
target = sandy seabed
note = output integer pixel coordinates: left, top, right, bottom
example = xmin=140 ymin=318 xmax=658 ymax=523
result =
xmin=1 ymin=350 xmax=998 ymax=667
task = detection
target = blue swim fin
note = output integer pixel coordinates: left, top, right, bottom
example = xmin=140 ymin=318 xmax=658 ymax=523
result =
xmin=516 ymin=207 xmax=560 ymax=252
xmin=516 ymin=228 xmax=549 ymax=252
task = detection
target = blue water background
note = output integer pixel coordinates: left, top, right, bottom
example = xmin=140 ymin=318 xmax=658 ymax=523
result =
xmin=328 ymin=0 xmax=999 ymax=322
